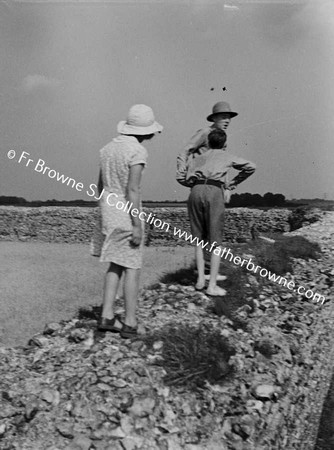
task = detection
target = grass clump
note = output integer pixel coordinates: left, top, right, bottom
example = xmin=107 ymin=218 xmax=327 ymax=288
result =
xmin=273 ymin=235 xmax=321 ymax=260
xmin=77 ymin=305 xmax=101 ymax=320
xmin=254 ymin=244 xmax=292 ymax=275
xmin=252 ymin=235 xmax=321 ymax=276
xmin=143 ymin=323 xmax=235 ymax=388
xmin=158 ymin=265 xmax=196 ymax=286
xmin=288 ymin=207 xmax=322 ymax=231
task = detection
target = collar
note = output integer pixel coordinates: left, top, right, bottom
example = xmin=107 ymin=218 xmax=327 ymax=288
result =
xmin=114 ymin=134 xmax=139 ymax=143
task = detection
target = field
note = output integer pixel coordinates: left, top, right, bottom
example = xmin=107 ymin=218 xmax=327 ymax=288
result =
xmin=0 ymin=242 xmax=193 ymax=348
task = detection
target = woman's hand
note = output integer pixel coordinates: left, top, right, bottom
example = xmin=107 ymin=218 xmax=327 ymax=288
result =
xmin=131 ymin=224 xmax=142 ymax=247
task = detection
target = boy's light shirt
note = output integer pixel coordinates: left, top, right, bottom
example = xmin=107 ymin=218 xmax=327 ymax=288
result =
xmin=176 ymin=126 xmax=228 ymax=188
xmin=185 ymin=149 xmax=256 ymax=189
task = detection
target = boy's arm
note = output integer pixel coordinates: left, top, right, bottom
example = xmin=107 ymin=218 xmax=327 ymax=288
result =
xmin=228 ymin=157 xmax=256 ymax=188
xmin=176 ymin=128 xmax=207 ymax=186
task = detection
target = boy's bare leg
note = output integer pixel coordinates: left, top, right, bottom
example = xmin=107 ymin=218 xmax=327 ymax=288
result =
xmin=123 ymin=268 xmax=140 ymax=328
xmin=101 ymin=263 xmax=123 ymax=327
xmin=195 ymin=246 xmax=206 ymax=289
xmin=207 ymin=248 xmax=227 ymax=296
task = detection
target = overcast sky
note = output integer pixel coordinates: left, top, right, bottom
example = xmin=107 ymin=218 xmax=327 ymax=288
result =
xmin=1 ymin=0 xmax=333 ymax=201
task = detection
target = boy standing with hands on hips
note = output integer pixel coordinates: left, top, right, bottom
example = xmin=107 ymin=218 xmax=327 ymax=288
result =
xmin=176 ymin=101 xmax=238 ymax=201
xmin=177 ymin=108 xmax=256 ymax=295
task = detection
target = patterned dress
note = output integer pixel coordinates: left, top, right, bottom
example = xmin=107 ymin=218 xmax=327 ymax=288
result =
xmin=91 ymin=135 xmax=148 ymax=269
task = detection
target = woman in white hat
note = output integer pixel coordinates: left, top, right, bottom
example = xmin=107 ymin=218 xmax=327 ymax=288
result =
xmin=93 ymin=104 xmax=162 ymax=338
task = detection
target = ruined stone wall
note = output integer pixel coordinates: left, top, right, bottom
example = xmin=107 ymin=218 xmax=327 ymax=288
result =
xmin=0 ymin=206 xmax=291 ymax=244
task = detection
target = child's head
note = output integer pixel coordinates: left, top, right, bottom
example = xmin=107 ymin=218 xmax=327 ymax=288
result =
xmin=208 ymin=129 xmax=227 ymax=150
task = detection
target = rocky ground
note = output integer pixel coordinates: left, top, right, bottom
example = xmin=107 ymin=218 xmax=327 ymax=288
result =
xmin=0 ymin=213 xmax=333 ymax=450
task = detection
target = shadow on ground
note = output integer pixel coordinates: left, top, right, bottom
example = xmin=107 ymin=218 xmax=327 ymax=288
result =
xmin=315 ymin=375 xmax=334 ymax=450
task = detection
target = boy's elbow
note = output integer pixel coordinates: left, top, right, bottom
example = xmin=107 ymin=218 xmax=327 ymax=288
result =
xmin=248 ymin=163 xmax=256 ymax=173
xmin=176 ymin=177 xmax=187 ymax=187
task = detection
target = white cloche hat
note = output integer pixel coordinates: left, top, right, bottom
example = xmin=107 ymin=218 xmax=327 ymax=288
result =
xmin=117 ymin=104 xmax=163 ymax=135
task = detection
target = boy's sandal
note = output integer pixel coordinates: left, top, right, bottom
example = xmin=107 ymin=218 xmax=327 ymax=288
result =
xmin=120 ymin=323 xmax=138 ymax=339
xmin=97 ymin=314 xmax=123 ymax=332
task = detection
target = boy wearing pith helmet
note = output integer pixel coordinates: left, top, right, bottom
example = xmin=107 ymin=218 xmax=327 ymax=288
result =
xmin=176 ymin=101 xmax=239 ymax=288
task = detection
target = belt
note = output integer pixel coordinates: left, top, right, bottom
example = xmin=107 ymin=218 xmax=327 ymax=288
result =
xmin=193 ymin=179 xmax=222 ymax=188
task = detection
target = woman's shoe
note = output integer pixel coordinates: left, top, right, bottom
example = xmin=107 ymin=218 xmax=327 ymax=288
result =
xmin=120 ymin=323 xmax=138 ymax=339
xmin=98 ymin=315 xmax=123 ymax=332
xmin=195 ymin=281 xmax=206 ymax=291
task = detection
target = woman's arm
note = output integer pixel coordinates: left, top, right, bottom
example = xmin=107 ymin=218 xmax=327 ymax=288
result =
xmin=127 ymin=164 xmax=144 ymax=246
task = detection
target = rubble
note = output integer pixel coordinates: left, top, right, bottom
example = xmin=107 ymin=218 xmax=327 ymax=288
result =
xmin=0 ymin=212 xmax=333 ymax=449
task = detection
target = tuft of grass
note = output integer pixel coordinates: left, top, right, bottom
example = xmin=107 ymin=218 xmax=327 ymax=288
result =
xmin=143 ymin=323 xmax=235 ymax=388
xmin=273 ymin=235 xmax=321 ymax=260
xmin=288 ymin=206 xmax=322 ymax=231
xmin=77 ymin=305 xmax=101 ymax=320
xmin=254 ymin=244 xmax=292 ymax=275
xmin=158 ymin=265 xmax=196 ymax=286
xmin=252 ymin=235 xmax=321 ymax=276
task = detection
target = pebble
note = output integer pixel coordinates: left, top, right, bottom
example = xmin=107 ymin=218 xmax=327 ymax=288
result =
xmin=253 ymin=384 xmax=277 ymax=400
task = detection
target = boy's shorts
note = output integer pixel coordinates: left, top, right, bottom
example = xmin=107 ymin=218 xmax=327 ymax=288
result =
xmin=187 ymin=184 xmax=225 ymax=246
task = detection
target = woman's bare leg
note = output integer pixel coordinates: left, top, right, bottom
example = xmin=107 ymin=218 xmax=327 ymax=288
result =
xmin=101 ymin=263 xmax=123 ymax=325
xmin=123 ymin=268 xmax=140 ymax=328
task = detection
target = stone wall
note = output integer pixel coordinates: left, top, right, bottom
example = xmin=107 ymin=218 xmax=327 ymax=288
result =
xmin=0 ymin=206 xmax=291 ymax=245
